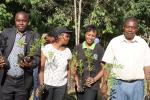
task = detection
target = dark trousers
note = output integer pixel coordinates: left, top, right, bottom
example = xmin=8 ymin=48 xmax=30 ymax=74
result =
xmin=76 ymin=88 xmax=98 ymax=100
xmin=0 ymin=85 xmax=2 ymax=98
xmin=1 ymin=76 xmax=26 ymax=100
xmin=24 ymin=71 xmax=34 ymax=100
xmin=43 ymin=84 xmax=67 ymax=100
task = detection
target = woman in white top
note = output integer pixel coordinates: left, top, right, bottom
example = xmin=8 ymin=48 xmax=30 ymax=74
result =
xmin=39 ymin=27 xmax=72 ymax=100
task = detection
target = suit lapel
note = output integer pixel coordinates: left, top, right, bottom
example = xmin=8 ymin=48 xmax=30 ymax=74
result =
xmin=5 ymin=27 xmax=16 ymax=58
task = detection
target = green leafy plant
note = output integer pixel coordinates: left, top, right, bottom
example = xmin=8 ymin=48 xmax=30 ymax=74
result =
xmin=84 ymin=49 xmax=94 ymax=76
xmin=27 ymin=38 xmax=42 ymax=57
xmin=69 ymin=51 xmax=78 ymax=74
xmin=103 ymin=63 xmax=115 ymax=92
xmin=41 ymin=34 xmax=47 ymax=46
xmin=17 ymin=38 xmax=27 ymax=63
xmin=16 ymin=39 xmax=26 ymax=47
xmin=69 ymin=51 xmax=84 ymax=77
xmin=17 ymin=36 xmax=43 ymax=63
xmin=76 ymin=59 xmax=85 ymax=92
xmin=69 ymin=51 xmax=85 ymax=92
xmin=103 ymin=63 xmax=123 ymax=99
xmin=77 ymin=60 xmax=84 ymax=77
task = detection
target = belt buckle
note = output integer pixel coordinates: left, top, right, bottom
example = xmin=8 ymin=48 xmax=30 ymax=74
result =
xmin=126 ymin=80 xmax=133 ymax=82
xmin=7 ymin=75 xmax=23 ymax=79
xmin=14 ymin=75 xmax=24 ymax=79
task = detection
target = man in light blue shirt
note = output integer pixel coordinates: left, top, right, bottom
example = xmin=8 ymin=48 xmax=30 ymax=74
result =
xmin=0 ymin=11 xmax=40 ymax=100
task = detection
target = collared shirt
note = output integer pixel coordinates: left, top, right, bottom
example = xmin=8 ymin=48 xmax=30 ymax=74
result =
xmin=7 ymin=32 xmax=26 ymax=77
xmin=102 ymin=35 xmax=150 ymax=80
xmin=82 ymin=41 xmax=96 ymax=50
xmin=75 ymin=42 xmax=104 ymax=90
xmin=42 ymin=44 xmax=72 ymax=86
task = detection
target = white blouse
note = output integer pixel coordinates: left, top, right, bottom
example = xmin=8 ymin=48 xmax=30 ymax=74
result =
xmin=41 ymin=44 xmax=72 ymax=86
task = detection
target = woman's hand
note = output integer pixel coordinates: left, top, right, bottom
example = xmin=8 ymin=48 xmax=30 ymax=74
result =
xmin=75 ymin=80 xmax=81 ymax=92
xmin=85 ymin=77 xmax=95 ymax=87
xmin=35 ymin=84 xmax=45 ymax=97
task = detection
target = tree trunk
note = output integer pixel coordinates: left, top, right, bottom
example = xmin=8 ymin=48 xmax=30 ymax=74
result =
xmin=96 ymin=0 xmax=99 ymax=4
xmin=77 ymin=0 xmax=82 ymax=45
xmin=74 ymin=0 xmax=78 ymax=45
xmin=74 ymin=0 xmax=83 ymax=45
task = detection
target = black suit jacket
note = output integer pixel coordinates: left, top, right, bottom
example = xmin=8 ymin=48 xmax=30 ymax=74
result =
xmin=0 ymin=26 xmax=40 ymax=86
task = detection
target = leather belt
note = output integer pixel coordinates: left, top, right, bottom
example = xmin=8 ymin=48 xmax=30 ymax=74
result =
xmin=6 ymin=75 xmax=24 ymax=80
xmin=0 ymin=66 xmax=4 ymax=69
xmin=118 ymin=79 xmax=139 ymax=83
xmin=0 ymin=67 xmax=3 ymax=70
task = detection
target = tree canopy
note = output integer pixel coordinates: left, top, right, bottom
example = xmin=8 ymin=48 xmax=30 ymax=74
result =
xmin=0 ymin=0 xmax=150 ymax=47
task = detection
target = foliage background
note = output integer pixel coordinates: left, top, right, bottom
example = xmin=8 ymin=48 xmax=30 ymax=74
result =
xmin=0 ymin=0 xmax=150 ymax=48
xmin=0 ymin=0 xmax=149 ymax=99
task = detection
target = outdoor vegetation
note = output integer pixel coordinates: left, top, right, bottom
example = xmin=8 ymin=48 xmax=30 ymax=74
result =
xmin=0 ymin=0 xmax=150 ymax=47
xmin=0 ymin=0 xmax=150 ymax=100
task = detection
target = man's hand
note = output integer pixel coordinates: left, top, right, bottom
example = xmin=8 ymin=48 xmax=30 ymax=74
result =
xmin=19 ymin=58 xmax=33 ymax=68
xmin=144 ymin=66 xmax=150 ymax=96
xmin=100 ymin=82 xmax=108 ymax=96
xmin=147 ymin=86 xmax=150 ymax=96
xmin=0 ymin=56 xmax=5 ymax=68
xmin=147 ymin=80 xmax=150 ymax=96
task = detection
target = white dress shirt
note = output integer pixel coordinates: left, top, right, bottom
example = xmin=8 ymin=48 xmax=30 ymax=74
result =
xmin=102 ymin=35 xmax=150 ymax=80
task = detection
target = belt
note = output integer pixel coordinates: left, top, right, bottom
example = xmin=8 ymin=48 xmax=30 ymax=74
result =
xmin=0 ymin=65 xmax=4 ymax=69
xmin=0 ymin=67 xmax=3 ymax=70
xmin=6 ymin=75 xmax=24 ymax=80
xmin=117 ymin=79 xmax=139 ymax=83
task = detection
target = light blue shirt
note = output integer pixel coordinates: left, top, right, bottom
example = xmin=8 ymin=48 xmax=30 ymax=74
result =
xmin=7 ymin=33 xmax=26 ymax=77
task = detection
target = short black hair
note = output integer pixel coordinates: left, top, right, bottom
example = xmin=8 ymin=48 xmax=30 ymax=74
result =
xmin=15 ymin=11 xmax=29 ymax=20
xmin=85 ymin=25 xmax=97 ymax=33
xmin=123 ymin=17 xmax=138 ymax=26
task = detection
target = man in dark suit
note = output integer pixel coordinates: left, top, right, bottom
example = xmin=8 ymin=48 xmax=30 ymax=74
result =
xmin=0 ymin=11 xmax=40 ymax=100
